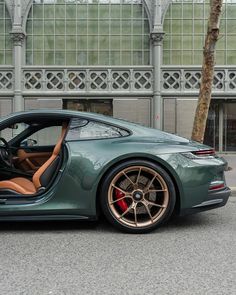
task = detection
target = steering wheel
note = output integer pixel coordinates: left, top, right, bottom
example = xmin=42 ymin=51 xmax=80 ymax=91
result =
xmin=0 ymin=137 xmax=13 ymax=168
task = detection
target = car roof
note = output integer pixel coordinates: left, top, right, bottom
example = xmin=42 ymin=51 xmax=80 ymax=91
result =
xmin=0 ymin=109 xmax=139 ymax=131
xmin=0 ymin=109 xmax=192 ymax=145
xmin=1 ymin=109 xmax=115 ymax=121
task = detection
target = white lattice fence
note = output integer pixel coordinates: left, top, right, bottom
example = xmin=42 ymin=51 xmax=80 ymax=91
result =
xmin=162 ymin=67 xmax=230 ymax=93
xmin=22 ymin=67 xmax=153 ymax=94
xmin=0 ymin=70 xmax=14 ymax=91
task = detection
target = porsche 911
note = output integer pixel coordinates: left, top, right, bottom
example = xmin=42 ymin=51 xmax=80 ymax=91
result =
xmin=0 ymin=110 xmax=230 ymax=233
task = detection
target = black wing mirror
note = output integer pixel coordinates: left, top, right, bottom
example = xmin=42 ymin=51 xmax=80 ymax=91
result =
xmin=20 ymin=139 xmax=38 ymax=147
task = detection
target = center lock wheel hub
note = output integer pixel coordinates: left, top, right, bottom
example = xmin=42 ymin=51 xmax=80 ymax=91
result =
xmin=132 ymin=190 xmax=144 ymax=202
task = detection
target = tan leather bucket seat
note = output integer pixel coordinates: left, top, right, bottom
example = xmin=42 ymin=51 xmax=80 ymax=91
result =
xmin=0 ymin=124 xmax=68 ymax=195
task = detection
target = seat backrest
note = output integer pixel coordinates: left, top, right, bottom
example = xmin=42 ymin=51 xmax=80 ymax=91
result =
xmin=32 ymin=123 xmax=68 ymax=190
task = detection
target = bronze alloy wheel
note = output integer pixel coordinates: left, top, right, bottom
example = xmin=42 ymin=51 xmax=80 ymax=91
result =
xmin=100 ymin=160 xmax=176 ymax=233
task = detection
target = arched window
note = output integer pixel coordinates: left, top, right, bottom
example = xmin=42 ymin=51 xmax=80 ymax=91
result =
xmin=163 ymin=0 xmax=236 ymax=65
xmin=0 ymin=0 xmax=12 ymax=64
xmin=26 ymin=0 xmax=150 ymax=66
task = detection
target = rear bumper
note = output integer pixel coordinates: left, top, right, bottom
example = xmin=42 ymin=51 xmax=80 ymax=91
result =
xmin=180 ymin=187 xmax=231 ymax=216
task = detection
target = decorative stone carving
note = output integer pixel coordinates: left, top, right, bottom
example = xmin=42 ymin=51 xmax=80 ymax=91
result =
xmin=68 ymin=72 xmax=86 ymax=90
xmin=23 ymin=68 xmax=153 ymax=93
xmin=46 ymin=72 xmax=64 ymax=90
xmin=112 ymin=72 xmax=130 ymax=90
xmin=24 ymin=72 xmax=42 ymax=90
xmin=150 ymin=32 xmax=165 ymax=44
xmin=0 ymin=71 xmax=13 ymax=90
xmin=10 ymin=31 xmax=26 ymax=46
xmin=162 ymin=68 xmax=226 ymax=92
xmin=134 ymin=72 xmax=152 ymax=90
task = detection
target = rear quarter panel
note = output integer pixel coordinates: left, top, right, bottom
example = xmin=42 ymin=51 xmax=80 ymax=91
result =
xmin=54 ymin=138 xmax=185 ymax=217
xmin=56 ymin=138 xmax=226 ymax=217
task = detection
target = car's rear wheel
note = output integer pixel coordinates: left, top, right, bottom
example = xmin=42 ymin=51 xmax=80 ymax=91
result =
xmin=100 ymin=160 xmax=176 ymax=233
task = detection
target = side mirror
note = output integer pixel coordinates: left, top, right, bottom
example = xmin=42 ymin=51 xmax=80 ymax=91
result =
xmin=20 ymin=139 xmax=37 ymax=147
xmin=9 ymin=124 xmax=18 ymax=130
xmin=27 ymin=139 xmax=37 ymax=147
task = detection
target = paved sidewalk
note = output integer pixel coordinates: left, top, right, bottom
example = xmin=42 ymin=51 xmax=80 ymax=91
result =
xmin=220 ymin=154 xmax=236 ymax=192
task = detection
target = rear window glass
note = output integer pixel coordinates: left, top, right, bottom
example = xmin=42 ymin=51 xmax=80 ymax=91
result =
xmin=66 ymin=118 xmax=129 ymax=140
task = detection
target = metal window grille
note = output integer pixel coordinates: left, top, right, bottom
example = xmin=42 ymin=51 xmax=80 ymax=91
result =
xmin=0 ymin=0 xmax=12 ymax=65
xmin=26 ymin=0 xmax=150 ymax=66
xmin=163 ymin=0 xmax=236 ymax=65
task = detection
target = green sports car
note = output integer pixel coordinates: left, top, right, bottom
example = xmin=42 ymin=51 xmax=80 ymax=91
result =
xmin=0 ymin=110 xmax=231 ymax=233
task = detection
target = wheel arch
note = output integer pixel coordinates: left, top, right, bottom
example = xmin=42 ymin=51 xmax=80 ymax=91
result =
xmin=96 ymin=154 xmax=182 ymax=216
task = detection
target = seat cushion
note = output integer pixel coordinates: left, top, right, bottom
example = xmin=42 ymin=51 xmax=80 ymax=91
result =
xmin=0 ymin=177 xmax=36 ymax=195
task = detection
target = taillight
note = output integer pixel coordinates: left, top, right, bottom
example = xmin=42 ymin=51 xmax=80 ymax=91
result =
xmin=209 ymin=181 xmax=225 ymax=191
xmin=182 ymin=149 xmax=216 ymax=159
xmin=192 ymin=149 xmax=215 ymax=157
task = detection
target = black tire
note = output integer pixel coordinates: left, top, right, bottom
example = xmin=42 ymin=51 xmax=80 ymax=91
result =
xmin=100 ymin=159 xmax=176 ymax=233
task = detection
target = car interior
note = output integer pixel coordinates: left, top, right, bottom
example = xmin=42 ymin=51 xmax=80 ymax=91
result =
xmin=0 ymin=117 xmax=69 ymax=197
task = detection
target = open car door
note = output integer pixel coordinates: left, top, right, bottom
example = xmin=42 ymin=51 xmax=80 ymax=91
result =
xmin=11 ymin=125 xmax=62 ymax=174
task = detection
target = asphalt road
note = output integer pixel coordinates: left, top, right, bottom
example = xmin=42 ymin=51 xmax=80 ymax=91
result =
xmin=0 ymin=196 xmax=235 ymax=295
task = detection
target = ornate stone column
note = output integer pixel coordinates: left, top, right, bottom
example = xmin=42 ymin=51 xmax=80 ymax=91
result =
xmin=150 ymin=31 xmax=165 ymax=129
xmin=10 ymin=0 xmax=26 ymax=114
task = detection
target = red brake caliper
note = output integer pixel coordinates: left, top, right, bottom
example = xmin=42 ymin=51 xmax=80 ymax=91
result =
xmin=115 ymin=189 xmax=128 ymax=212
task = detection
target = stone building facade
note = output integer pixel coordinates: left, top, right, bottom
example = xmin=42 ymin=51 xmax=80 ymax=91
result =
xmin=0 ymin=0 xmax=236 ymax=151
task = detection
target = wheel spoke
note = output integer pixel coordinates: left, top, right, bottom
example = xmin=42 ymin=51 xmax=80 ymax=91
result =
xmin=144 ymin=174 xmax=157 ymax=192
xmin=122 ymin=171 xmax=135 ymax=186
xmin=135 ymin=167 xmax=142 ymax=185
xmin=142 ymin=201 xmax=153 ymax=223
xmin=133 ymin=204 xmax=138 ymax=226
xmin=111 ymin=184 xmax=127 ymax=195
xmin=146 ymin=200 xmax=166 ymax=208
xmin=109 ymin=195 xmax=132 ymax=205
xmin=145 ymin=189 xmax=167 ymax=194
xmin=118 ymin=204 xmax=134 ymax=219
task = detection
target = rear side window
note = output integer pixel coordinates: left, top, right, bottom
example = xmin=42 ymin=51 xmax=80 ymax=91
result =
xmin=66 ymin=118 xmax=129 ymax=140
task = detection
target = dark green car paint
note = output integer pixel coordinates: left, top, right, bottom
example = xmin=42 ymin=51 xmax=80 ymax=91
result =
xmin=0 ymin=110 xmax=230 ymax=220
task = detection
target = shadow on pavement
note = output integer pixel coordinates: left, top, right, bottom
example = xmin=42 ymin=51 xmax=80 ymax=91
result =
xmin=0 ymin=212 xmax=215 ymax=234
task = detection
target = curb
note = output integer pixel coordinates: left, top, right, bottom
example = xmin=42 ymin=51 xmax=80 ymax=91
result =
xmin=230 ymin=187 xmax=236 ymax=194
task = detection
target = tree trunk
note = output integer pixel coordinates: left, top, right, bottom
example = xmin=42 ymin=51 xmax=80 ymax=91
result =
xmin=191 ymin=0 xmax=223 ymax=143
